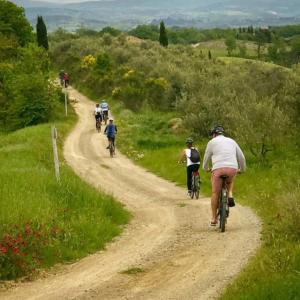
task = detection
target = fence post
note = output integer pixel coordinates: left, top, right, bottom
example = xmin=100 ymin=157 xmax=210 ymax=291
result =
xmin=51 ymin=126 xmax=60 ymax=181
xmin=64 ymin=88 xmax=68 ymax=117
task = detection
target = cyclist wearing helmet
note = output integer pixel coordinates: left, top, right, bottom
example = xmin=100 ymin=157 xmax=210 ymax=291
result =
xmin=94 ymin=103 xmax=102 ymax=127
xmin=179 ymin=138 xmax=201 ymax=196
xmin=100 ymin=100 xmax=109 ymax=123
xmin=104 ymin=118 xmax=117 ymax=150
xmin=203 ymin=125 xmax=246 ymax=226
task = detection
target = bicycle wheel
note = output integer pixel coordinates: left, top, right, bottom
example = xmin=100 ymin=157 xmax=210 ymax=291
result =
xmin=96 ymin=121 xmax=101 ymax=133
xmin=195 ymin=176 xmax=200 ymax=199
xmin=219 ymin=188 xmax=227 ymax=232
xmin=109 ymin=144 xmax=114 ymax=157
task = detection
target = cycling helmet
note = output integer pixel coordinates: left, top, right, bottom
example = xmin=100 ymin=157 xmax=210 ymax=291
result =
xmin=186 ymin=138 xmax=193 ymax=145
xmin=210 ymin=125 xmax=225 ymax=136
xmin=109 ymin=118 xmax=114 ymax=121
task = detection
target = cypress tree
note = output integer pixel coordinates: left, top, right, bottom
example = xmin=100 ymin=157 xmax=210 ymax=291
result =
xmin=208 ymin=50 xmax=212 ymax=60
xmin=159 ymin=21 xmax=168 ymax=47
xmin=36 ymin=16 xmax=49 ymax=50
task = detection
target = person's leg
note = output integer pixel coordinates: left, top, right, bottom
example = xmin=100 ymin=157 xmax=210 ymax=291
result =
xmin=187 ymin=166 xmax=192 ymax=192
xmin=211 ymin=170 xmax=222 ymax=224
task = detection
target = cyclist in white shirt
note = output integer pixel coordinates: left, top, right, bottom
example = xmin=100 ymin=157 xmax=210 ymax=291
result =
xmin=203 ymin=125 xmax=246 ymax=226
xmin=94 ymin=104 xmax=102 ymax=128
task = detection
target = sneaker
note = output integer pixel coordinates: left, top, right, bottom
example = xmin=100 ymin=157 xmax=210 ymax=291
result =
xmin=187 ymin=190 xmax=192 ymax=197
xmin=228 ymin=197 xmax=235 ymax=207
xmin=210 ymin=220 xmax=218 ymax=227
xmin=106 ymin=146 xmax=109 ymax=149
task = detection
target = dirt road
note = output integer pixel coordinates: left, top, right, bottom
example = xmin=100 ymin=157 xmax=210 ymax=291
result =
xmin=1 ymin=87 xmax=261 ymax=300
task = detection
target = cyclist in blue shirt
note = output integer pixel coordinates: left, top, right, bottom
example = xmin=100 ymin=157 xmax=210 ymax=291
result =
xmin=104 ymin=118 xmax=117 ymax=150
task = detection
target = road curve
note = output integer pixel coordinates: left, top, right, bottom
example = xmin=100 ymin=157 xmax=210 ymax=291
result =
xmin=0 ymin=87 xmax=261 ymax=300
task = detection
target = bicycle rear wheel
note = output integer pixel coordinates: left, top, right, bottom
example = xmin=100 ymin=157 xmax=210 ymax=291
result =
xmin=109 ymin=144 xmax=114 ymax=157
xmin=219 ymin=188 xmax=227 ymax=232
xmin=195 ymin=176 xmax=200 ymax=199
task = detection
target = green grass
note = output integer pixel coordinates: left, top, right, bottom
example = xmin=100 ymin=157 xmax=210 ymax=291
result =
xmin=110 ymin=105 xmax=300 ymax=300
xmin=120 ymin=267 xmax=145 ymax=275
xmin=0 ymin=102 xmax=130 ymax=280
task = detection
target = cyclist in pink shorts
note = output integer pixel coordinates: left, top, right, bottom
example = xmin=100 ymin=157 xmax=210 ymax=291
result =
xmin=203 ymin=125 xmax=246 ymax=226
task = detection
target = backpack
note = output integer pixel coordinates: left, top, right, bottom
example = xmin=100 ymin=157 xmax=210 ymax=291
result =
xmin=190 ymin=148 xmax=200 ymax=163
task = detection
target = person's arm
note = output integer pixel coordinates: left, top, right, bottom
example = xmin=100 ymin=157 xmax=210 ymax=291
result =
xmin=104 ymin=126 xmax=107 ymax=134
xmin=178 ymin=149 xmax=186 ymax=163
xmin=115 ymin=125 xmax=117 ymax=134
xmin=236 ymin=143 xmax=246 ymax=172
xmin=203 ymin=143 xmax=212 ymax=171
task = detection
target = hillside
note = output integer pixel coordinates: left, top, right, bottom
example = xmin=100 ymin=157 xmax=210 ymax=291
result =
xmin=50 ymin=31 xmax=300 ymax=298
xmin=12 ymin=0 xmax=300 ymax=31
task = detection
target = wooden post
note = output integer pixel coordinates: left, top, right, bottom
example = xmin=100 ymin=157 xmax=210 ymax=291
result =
xmin=51 ymin=126 xmax=60 ymax=181
xmin=64 ymin=88 xmax=68 ymax=117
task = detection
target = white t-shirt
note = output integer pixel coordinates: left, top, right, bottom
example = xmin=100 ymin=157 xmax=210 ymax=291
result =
xmin=185 ymin=148 xmax=201 ymax=167
xmin=95 ymin=107 xmax=102 ymax=114
xmin=203 ymin=135 xmax=246 ymax=171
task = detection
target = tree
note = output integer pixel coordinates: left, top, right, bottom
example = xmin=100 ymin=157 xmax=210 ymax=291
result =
xmin=208 ymin=50 xmax=212 ymax=60
xmin=159 ymin=21 xmax=168 ymax=47
xmin=225 ymin=36 xmax=237 ymax=56
xmin=36 ymin=16 xmax=48 ymax=50
xmin=0 ymin=0 xmax=33 ymax=46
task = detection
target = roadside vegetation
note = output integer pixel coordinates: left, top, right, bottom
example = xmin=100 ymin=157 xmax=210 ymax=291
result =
xmin=0 ymin=0 xmax=129 ymax=280
xmin=50 ymin=29 xmax=300 ymax=299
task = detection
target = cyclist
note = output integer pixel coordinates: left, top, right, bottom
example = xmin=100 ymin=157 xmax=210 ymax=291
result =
xmin=100 ymin=100 xmax=109 ymax=123
xmin=104 ymin=118 xmax=117 ymax=151
xmin=64 ymin=72 xmax=70 ymax=88
xmin=179 ymin=138 xmax=201 ymax=197
xmin=94 ymin=104 xmax=102 ymax=129
xmin=203 ymin=125 xmax=246 ymax=226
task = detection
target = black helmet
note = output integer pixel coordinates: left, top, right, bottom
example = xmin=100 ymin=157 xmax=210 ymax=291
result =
xmin=186 ymin=138 xmax=193 ymax=145
xmin=210 ymin=125 xmax=225 ymax=136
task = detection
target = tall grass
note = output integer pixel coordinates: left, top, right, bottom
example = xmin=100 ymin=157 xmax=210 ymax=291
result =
xmin=0 ymin=103 xmax=130 ymax=280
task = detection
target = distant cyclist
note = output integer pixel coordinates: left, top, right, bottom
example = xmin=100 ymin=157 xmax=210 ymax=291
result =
xmin=100 ymin=100 xmax=109 ymax=124
xmin=104 ymin=118 xmax=117 ymax=150
xmin=64 ymin=72 xmax=70 ymax=88
xmin=94 ymin=104 xmax=102 ymax=128
xmin=203 ymin=125 xmax=246 ymax=226
xmin=179 ymin=138 xmax=201 ymax=197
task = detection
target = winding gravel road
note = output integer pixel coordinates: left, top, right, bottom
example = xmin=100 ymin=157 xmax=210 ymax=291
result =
xmin=0 ymin=87 xmax=261 ymax=300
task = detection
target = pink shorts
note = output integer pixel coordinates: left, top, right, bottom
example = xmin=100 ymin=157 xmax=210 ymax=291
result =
xmin=211 ymin=168 xmax=238 ymax=194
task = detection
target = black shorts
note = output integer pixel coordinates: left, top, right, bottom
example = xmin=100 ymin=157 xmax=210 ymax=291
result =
xmin=95 ymin=114 xmax=102 ymax=121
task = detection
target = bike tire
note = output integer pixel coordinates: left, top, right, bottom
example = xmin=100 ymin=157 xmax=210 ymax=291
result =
xmin=220 ymin=188 xmax=227 ymax=232
xmin=195 ymin=176 xmax=200 ymax=199
xmin=109 ymin=145 xmax=114 ymax=158
xmin=96 ymin=122 xmax=101 ymax=133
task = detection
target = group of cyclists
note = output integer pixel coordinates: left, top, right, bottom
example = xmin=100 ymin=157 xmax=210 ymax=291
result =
xmin=179 ymin=125 xmax=246 ymax=227
xmin=94 ymin=101 xmax=117 ymax=153
xmin=59 ymin=70 xmax=70 ymax=88
xmin=93 ymin=99 xmax=246 ymax=228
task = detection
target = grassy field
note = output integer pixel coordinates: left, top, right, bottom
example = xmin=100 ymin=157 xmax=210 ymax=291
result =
xmin=108 ymin=102 xmax=300 ymax=299
xmin=0 ymin=99 xmax=130 ymax=280
xmin=194 ymin=39 xmax=265 ymax=58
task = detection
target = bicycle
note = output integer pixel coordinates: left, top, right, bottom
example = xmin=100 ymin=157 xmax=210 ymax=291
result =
xmin=108 ymin=138 xmax=115 ymax=158
xmin=96 ymin=118 xmax=101 ymax=133
xmin=217 ymin=175 xmax=230 ymax=232
xmin=102 ymin=111 xmax=108 ymax=125
xmin=190 ymin=170 xmax=200 ymax=199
